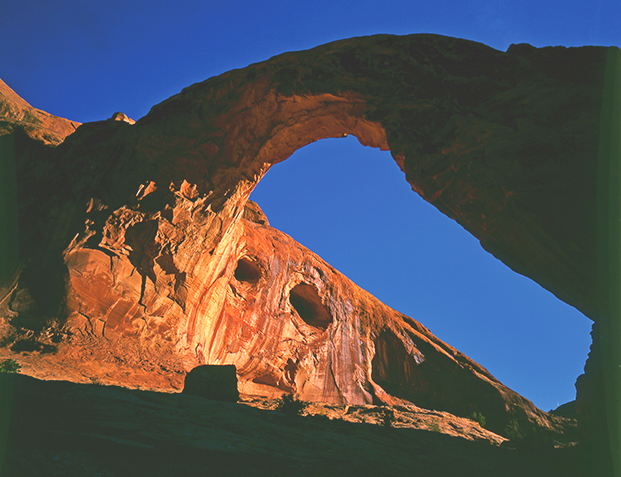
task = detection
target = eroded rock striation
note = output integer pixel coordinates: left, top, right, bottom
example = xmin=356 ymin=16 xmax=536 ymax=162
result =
xmin=0 ymin=34 xmax=614 ymax=450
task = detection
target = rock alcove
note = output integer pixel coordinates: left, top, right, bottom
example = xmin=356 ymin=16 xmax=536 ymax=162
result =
xmin=234 ymin=257 xmax=262 ymax=284
xmin=289 ymin=282 xmax=332 ymax=331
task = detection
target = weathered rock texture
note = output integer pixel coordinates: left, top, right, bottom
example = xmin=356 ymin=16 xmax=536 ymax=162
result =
xmin=0 ymin=34 xmax=616 ymax=465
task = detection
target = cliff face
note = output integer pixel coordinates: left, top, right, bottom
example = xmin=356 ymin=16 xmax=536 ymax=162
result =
xmin=0 ymin=34 xmax=611 ymax=443
xmin=2 ymin=185 xmax=559 ymax=433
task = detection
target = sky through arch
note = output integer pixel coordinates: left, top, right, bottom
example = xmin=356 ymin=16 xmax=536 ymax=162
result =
xmin=250 ymin=135 xmax=592 ymax=412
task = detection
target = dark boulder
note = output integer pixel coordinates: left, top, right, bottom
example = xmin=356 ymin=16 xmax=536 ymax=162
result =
xmin=183 ymin=365 xmax=239 ymax=402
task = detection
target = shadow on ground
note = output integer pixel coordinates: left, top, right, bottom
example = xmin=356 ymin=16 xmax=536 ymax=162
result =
xmin=0 ymin=374 xmax=581 ymax=476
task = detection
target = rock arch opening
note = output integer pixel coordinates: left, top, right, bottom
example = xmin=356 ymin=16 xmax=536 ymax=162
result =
xmin=234 ymin=257 xmax=262 ymax=283
xmin=289 ymin=282 xmax=332 ymax=330
xmin=250 ymin=135 xmax=592 ymax=412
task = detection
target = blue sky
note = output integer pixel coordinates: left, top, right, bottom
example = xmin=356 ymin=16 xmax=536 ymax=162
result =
xmin=2 ymin=0 xmax=618 ymax=411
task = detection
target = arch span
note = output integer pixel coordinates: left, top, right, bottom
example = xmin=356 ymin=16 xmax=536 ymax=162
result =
xmin=132 ymin=34 xmax=603 ymax=322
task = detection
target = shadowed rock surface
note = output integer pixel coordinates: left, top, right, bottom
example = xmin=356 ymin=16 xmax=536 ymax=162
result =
xmin=183 ymin=364 xmax=239 ymax=402
xmin=0 ymin=34 xmax=617 ymax=474
xmin=0 ymin=374 xmax=580 ymax=477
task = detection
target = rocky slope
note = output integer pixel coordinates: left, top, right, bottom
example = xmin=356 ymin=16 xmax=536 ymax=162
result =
xmin=0 ymin=33 xmax=616 ymax=472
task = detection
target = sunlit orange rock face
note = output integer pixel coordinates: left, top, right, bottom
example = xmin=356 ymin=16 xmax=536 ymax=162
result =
xmin=0 ymin=34 xmax=610 ymax=440
xmin=56 ymin=198 xmax=560 ymax=433
xmin=0 ymin=78 xmax=80 ymax=144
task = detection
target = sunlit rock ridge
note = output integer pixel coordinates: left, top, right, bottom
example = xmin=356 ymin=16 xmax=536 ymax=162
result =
xmin=0 ymin=34 xmax=614 ymax=457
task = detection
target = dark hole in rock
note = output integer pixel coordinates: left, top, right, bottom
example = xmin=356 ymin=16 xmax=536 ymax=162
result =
xmin=234 ymin=257 xmax=261 ymax=283
xmin=12 ymin=256 xmax=69 ymax=331
xmin=10 ymin=339 xmax=57 ymax=354
xmin=372 ymin=331 xmax=426 ymax=404
xmin=289 ymin=282 xmax=332 ymax=330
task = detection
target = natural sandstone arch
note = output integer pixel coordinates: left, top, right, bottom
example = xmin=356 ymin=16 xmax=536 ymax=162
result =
xmin=130 ymin=34 xmax=603 ymax=323
xmin=1 ymin=33 xmax=617 ymax=471
xmin=123 ymin=35 xmax=610 ymax=468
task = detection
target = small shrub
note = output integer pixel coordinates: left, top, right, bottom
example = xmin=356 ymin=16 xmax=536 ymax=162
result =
xmin=427 ymin=419 xmax=441 ymax=433
xmin=275 ymin=393 xmax=308 ymax=419
xmin=505 ymin=418 xmax=522 ymax=440
xmin=0 ymin=359 xmax=21 ymax=374
xmin=468 ymin=411 xmax=486 ymax=428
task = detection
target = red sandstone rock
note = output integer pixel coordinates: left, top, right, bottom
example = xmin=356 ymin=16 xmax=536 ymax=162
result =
xmin=109 ymin=111 xmax=135 ymax=124
xmin=3 ymin=190 xmax=566 ymax=434
xmin=0 ymin=78 xmax=80 ymax=144
xmin=0 ymin=34 xmax=609 ymax=442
